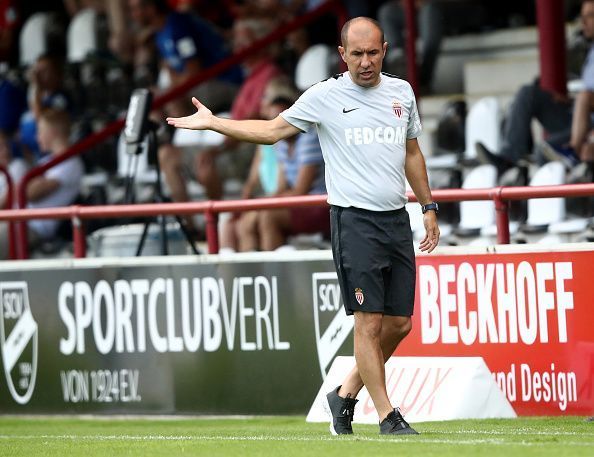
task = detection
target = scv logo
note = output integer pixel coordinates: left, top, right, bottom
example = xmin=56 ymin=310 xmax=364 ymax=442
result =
xmin=0 ymin=282 xmax=38 ymax=404
xmin=312 ymin=273 xmax=353 ymax=379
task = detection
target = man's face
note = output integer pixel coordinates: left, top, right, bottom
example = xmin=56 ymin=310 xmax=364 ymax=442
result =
xmin=582 ymin=2 xmax=594 ymax=41
xmin=128 ymin=0 xmax=150 ymax=27
xmin=338 ymin=22 xmax=386 ymax=88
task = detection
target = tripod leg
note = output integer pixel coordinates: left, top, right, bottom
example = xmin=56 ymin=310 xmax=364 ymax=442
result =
xmin=159 ymin=215 xmax=169 ymax=255
xmin=175 ymin=215 xmax=200 ymax=255
xmin=136 ymin=220 xmax=151 ymax=256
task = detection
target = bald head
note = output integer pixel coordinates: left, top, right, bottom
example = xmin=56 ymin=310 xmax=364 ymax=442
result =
xmin=340 ymin=17 xmax=385 ymax=50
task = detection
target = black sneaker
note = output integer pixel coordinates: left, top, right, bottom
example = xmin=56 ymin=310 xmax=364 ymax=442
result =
xmin=379 ymin=408 xmax=419 ymax=435
xmin=325 ymin=386 xmax=358 ymax=435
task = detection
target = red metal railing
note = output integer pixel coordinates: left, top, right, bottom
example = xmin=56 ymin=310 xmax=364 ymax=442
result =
xmin=0 ymin=165 xmax=16 ymax=260
xmin=2 ymin=183 xmax=594 ymax=260
xmin=14 ymin=0 xmax=348 ymax=260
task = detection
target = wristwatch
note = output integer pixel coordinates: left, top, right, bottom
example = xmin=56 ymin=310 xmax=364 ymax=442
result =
xmin=421 ymin=202 xmax=439 ymax=214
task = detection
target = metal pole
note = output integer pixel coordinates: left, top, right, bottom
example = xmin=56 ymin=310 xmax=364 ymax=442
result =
xmin=403 ymin=0 xmax=419 ymax=96
xmin=205 ymin=210 xmax=219 ymax=254
xmin=494 ymin=197 xmax=511 ymax=244
xmin=536 ymin=0 xmax=567 ymax=96
xmin=72 ymin=213 xmax=86 ymax=258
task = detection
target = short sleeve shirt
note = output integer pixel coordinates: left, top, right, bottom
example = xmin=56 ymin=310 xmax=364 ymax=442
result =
xmin=280 ymin=72 xmax=421 ymax=211
xmin=274 ymin=128 xmax=326 ymax=194
xmin=156 ymin=12 xmax=242 ymax=84
xmin=28 ymin=156 xmax=84 ymax=238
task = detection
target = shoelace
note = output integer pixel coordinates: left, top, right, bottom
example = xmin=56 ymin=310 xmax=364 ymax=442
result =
xmin=340 ymin=395 xmax=357 ymax=419
xmin=386 ymin=408 xmax=410 ymax=429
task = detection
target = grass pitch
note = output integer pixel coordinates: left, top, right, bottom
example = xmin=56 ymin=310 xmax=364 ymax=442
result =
xmin=0 ymin=416 xmax=592 ymax=457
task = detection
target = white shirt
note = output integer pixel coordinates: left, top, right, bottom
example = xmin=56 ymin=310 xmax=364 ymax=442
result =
xmin=28 ymin=156 xmax=84 ymax=238
xmin=280 ymin=71 xmax=421 ymax=211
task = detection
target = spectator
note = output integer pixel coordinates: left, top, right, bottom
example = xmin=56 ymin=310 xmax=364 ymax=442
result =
xmin=127 ymin=0 xmax=242 ymax=117
xmin=477 ymin=0 xmax=594 ymax=172
xmin=256 ymin=107 xmax=327 ymax=251
xmin=378 ymin=0 xmax=443 ymax=91
xmin=220 ymin=76 xmax=299 ymax=251
xmin=222 ymin=94 xmax=327 ymax=252
xmin=158 ymin=17 xmax=282 ymax=233
xmin=0 ymin=108 xmax=83 ymax=259
xmin=18 ymin=53 xmax=72 ymax=161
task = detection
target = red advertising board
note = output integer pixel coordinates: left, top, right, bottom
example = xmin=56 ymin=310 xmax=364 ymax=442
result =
xmin=399 ymin=246 xmax=594 ymax=416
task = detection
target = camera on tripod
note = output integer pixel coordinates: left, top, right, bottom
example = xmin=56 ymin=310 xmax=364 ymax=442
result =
xmin=121 ymin=89 xmax=199 ymax=256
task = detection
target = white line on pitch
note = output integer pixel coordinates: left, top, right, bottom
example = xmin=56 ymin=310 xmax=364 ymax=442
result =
xmin=0 ymin=435 xmax=592 ymax=446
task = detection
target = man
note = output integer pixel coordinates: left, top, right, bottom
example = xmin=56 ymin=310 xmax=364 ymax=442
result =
xmin=158 ymin=17 xmax=281 ymax=233
xmin=0 ymin=108 xmax=83 ymax=258
xmin=166 ymin=17 xmax=440 ymax=435
xmin=478 ymin=0 xmax=594 ymax=170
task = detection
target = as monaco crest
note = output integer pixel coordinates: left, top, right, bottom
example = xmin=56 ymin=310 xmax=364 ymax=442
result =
xmin=0 ymin=282 xmax=38 ymax=404
xmin=354 ymin=288 xmax=364 ymax=305
xmin=312 ymin=273 xmax=354 ymax=379
xmin=392 ymin=100 xmax=402 ymax=118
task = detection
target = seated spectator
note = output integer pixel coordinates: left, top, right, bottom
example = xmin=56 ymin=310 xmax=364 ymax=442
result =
xmin=378 ymin=0 xmax=443 ymax=91
xmin=18 ymin=53 xmax=72 ymax=161
xmin=220 ymin=77 xmax=299 ymax=251
xmin=222 ymin=95 xmax=327 ymax=252
xmin=256 ymin=115 xmax=328 ymax=251
xmin=128 ymin=0 xmax=242 ymax=117
xmin=477 ymin=0 xmax=594 ymax=172
xmin=0 ymin=108 xmax=84 ymax=259
xmin=158 ymin=17 xmax=282 ymax=233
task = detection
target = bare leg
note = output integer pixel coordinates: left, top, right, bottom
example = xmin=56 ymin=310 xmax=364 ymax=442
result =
xmin=570 ymin=91 xmax=594 ymax=151
xmin=195 ymin=149 xmax=223 ymax=201
xmin=258 ymin=208 xmax=291 ymax=251
xmin=339 ymin=315 xmax=412 ymax=420
xmin=158 ymin=143 xmax=195 ymax=231
xmin=237 ymin=211 xmax=260 ymax=252
xmin=220 ymin=216 xmax=238 ymax=250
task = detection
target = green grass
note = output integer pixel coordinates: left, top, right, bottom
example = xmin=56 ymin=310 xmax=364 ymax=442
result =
xmin=0 ymin=416 xmax=592 ymax=457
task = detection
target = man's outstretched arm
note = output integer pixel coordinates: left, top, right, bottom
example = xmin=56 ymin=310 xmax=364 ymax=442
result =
xmin=167 ymin=97 xmax=301 ymax=145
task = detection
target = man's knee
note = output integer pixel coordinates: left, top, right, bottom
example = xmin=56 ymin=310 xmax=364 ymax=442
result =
xmin=384 ymin=315 xmax=412 ymax=339
xmin=158 ymin=144 xmax=182 ymax=173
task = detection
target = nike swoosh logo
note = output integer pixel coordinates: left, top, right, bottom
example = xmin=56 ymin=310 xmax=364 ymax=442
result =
xmin=342 ymin=107 xmax=359 ymax=113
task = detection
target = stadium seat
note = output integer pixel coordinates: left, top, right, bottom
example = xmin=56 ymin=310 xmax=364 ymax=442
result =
xmin=515 ymin=162 xmax=568 ymax=243
xmin=454 ymin=164 xmax=498 ymax=242
xmin=464 ymin=97 xmax=501 ymax=161
xmin=67 ymin=9 xmax=101 ymax=63
xmin=19 ymin=13 xmax=51 ymax=67
xmin=295 ymin=44 xmax=338 ymax=91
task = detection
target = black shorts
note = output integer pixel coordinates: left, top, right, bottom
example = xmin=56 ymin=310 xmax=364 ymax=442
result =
xmin=330 ymin=205 xmax=416 ymax=317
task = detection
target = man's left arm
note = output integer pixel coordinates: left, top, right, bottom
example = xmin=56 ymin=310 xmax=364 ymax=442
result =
xmin=404 ymin=138 xmax=440 ymax=253
xmin=27 ymin=176 xmax=60 ymax=202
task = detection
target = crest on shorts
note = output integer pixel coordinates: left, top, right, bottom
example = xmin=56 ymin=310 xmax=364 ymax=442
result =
xmin=355 ymin=288 xmax=364 ymax=305
xmin=0 ymin=281 xmax=38 ymax=405
xmin=392 ymin=100 xmax=402 ymax=118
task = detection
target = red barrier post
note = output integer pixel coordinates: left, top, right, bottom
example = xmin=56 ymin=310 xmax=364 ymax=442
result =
xmin=205 ymin=209 xmax=219 ymax=254
xmin=493 ymin=189 xmax=511 ymax=244
xmin=0 ymin=165 xmax=15 ymax=260
xmin=72 ymin=212 xmax=86 ymax=258
xmin=403 ymin=0 xmax=419 ymax=96
xmin=536 ymin=0 xmax=567 ymax=97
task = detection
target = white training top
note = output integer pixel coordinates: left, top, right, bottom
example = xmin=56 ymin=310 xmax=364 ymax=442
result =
xmin=280 ymin=71 xmax=421 ymax=211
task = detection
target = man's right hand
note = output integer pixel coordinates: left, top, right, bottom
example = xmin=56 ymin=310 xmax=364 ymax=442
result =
xmin=166 ymin=97 xmax=213 ymax=130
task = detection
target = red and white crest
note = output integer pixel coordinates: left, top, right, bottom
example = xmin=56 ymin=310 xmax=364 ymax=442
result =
xmin=392 ymin=100 xmax=402 ymax=118
xmin=354 ymin=288 xmax=364 ymax=305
